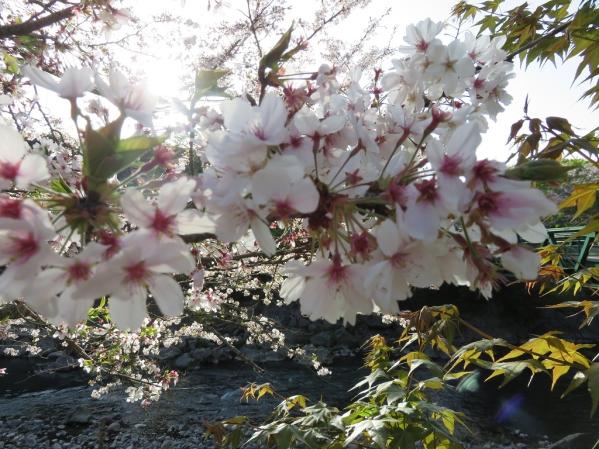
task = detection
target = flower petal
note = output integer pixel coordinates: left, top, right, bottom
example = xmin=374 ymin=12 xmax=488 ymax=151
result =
xmin=148 ymin=274 xmax=184 ymax=317
xmin=250 ymin=218 xmax=276 ymax=256
xmin=109 ymin=287 xmax=147 ymax=330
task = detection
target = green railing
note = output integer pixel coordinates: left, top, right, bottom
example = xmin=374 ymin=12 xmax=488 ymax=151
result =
xmin=544 ymin=227 xmax=598 ymax=272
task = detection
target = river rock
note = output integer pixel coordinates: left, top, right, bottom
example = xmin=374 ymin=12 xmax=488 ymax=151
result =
xmin=174 ymin=353 xmax=193 ymax=370
xmin=189 ymin=347 xmax=234 ymax=364
xmin=158 ymin=346 xmax=182 ymax=361
xmin=220 ymin=388 xmax=241 ymax=403
xmin=107 ymin=421 xmax=121 ymax=432
xmin=239 ymin=347 xmax=285 ymax=363
xmin=309 ymin=330 xmax=336 ymax=347
xmin=66 ymin=408 xmax=92 ymax=425
xmin=47 ymin=351 xmax=66 ymax=359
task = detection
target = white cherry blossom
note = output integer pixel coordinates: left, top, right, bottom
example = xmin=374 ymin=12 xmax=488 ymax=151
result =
xmin=73 ymin=234 xmax=194 ymax=330
xmin=280 ymin=256 xmax=373 ymax=325
xmin=22 ymin=66 xmax=94 ymax=99
xmin=0 ymin=124 xmax=49 ymax=189
xmin=95 ymin=70 xmax=156 ymax=126
xmin=121 ymin=177 xmax=197 ymax=238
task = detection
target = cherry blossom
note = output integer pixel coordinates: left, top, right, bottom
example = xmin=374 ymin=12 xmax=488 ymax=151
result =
xmin=0 ymin=19 xmax=562 ymax=330
xmin=207 ymin=93 xmax=288 ymax=172
xmin=23 ymin=243 xmax=106 ymax=326
xmin=251 ymin=155 xmax=320 ymax=217
xmin=0 ymin=211 xmax=57 ymax=301
xmin=73 ymin=235 xmax=194 ymax=330
xmin=0 ymin=124 xmax=49 ymax=189
xmin=22 ymin=66 xmax=94 ymax=99
xmin=402 ymin=18 xmax=444 ymax=54
xmin=500 ymin=246 xmax=541 ymax=280
xmin=280 ymin=256 xmax=373 ymax=325
xmin=427 ymin=40 xmax=475 ymax=97
xmin=121 ymin=177 xmax=197 ymax=238
xmin=95 ymin=70 xmax=156 ymax=126
xmin=472 ymin=186 xmax=557 ymax=232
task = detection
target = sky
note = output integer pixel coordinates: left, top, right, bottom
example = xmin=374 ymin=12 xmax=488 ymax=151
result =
xmin=372 ymin=0 xmax=597 ymax=160
xmin=299 ymin=0 xmax=597 ymax=160
xmin=131 ymin=0 xmax=597 ymax=160
xmin=33 ymin=0 xmax=598 ymax=162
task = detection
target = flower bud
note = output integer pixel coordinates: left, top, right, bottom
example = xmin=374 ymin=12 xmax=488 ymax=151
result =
xmin=504 ymin=159 xmax=573 ymax=181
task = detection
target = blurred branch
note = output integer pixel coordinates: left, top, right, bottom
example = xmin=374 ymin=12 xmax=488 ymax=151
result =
xmin=246 ymin=0 xmax=263 ymax=58
xmin=0 ymin=5 xmax=77 ymax=39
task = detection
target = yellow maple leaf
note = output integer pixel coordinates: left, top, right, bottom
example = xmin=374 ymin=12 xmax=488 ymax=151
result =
xmin=559 ymin=184 xmax=599 ymax=219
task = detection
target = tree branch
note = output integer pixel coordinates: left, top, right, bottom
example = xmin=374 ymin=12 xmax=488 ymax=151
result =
xmin=0 ymin=5 xmax=77 ymax=39
xmin=246 ymin=0 xmax=263 ymax=58
xmin=505 ymin=20 xmax=571 ymax=62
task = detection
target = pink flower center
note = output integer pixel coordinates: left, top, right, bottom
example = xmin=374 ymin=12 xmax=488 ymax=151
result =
xmin=345 ymin=169 xmax=363 ymax=186
xmin=476 ymin=191 xmax=500 ymax=214
xmin=430 ymin=107 xmax=452 ymax=125
xmin=11 ymin=233 xmax=38 ymax=263
xmin=151 ymin=209 xmax=174 ymax=235
xmin=0 ymin=198 xmax=22 ymax=219
xmin=390 ymin=252 xmax=408 ymax=268
xmin=416 ymin=179 xmax=438 ymax=203
xmin=153 ymin=146 xmax=175 ymax=166
xmin=68 ymin=261 xmax=91 ymax=282
xmin=472 ymin=160 xmax=499 ymax=184
xmin=416 ymin=40 xmax=429 ymax=52
xmin=289 ymin=135 xmax=303 ymax=148
xmin=326 ymin=257 xmax=348 ymax=284
xmin=275 ymin=200 xmax=295 ymax=218
xmin=0 ymin=161 xmax=20 ymax=181
xmin=251 ymin=125 xmax=267 ymax=141
xmin=283 ymin=85 xmax=307 ymax=110
xmin=473 ymin=78 xmax=485 ymax=90
xmin=440 ymin=155 xmax=461 ymax=176
xmin=124 ymin=261 xmax=148 ymax=284
xmin=97 ymin=231 xmax=121 ymax=259
xmin=387 ymin=182 xmax=407 ymax=207
xmin=350 ymin=232 xmax=371 ymax=257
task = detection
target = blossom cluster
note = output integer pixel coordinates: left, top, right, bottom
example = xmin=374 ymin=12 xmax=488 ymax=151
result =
xmin=0 ymin=19 xmax=557 ymax=331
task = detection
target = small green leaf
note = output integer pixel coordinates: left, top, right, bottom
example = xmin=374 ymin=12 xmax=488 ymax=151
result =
xmin=259 ymin=24 xmax=293 ymax=79
xmin=587 ymin=363 xmax=599 ymax=416
xmin=504 ymin=159 xmax=574 ymax=181
xmin=546 ymin=116 xmax=576 ymax=135
xmin=4 ymin=53 xmax=19 ymax=74
xmin=194 ymin=69 xmax=229 ymax=99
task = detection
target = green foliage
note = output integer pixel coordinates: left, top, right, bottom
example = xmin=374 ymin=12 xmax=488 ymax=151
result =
xmin=206 ymin=333 xmax=467 ymax=449
xmin=257 ymin=24 xmax=305 ymax=93
xmin=504 ymin=159 xmax=574 ymax=181
xmin=544 ymin=299 xmax=599 ymax=327
xmin=452 ymin=0 xmax=599 ymax=106
xmin=450 ymin=331 xmax=599 ymax=414
xmin=501 ymin=106 xmax=598 ymax=297
xmin=194 ymin=69 xmax=230 ymax=102
xmin=259 ymin=24 xmax=294 ymax=77
xmin=204 ymin=303 xmax=599 ymax=448
xmin=205 ymin=303 xmax=599 ymax=447
xmin=83 ymin=117 xmax=163 ymax=191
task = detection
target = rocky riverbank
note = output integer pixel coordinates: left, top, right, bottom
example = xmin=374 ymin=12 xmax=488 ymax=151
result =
xmin=1 ymin=356 xmax=598 ymax=449
xmin=1 ymin=283 xmax=599 ymax=448
xmin=0 ymin=360 xmax=576 ymax=449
